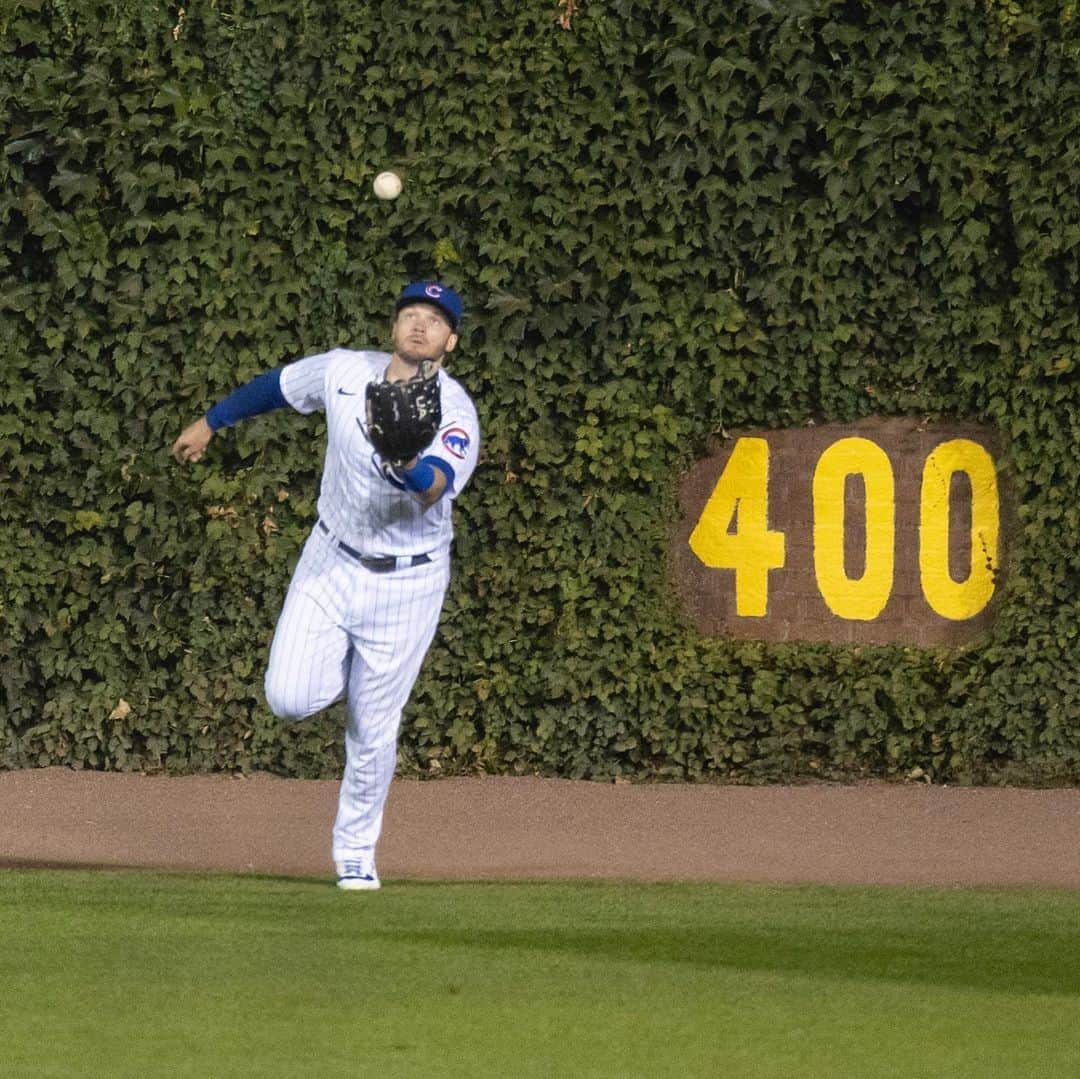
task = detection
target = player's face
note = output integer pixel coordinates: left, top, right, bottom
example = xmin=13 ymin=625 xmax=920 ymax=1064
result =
xmin=392 ymin=304 xmax=458 ymax=365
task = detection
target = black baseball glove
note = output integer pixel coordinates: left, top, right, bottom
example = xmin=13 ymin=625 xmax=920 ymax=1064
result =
xmin=365 ymin=362 xmax=442 ymax=467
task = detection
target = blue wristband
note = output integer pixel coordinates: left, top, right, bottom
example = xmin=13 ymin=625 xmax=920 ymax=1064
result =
xmin=400 ymin=458 xmax=437 ymax=493
xmin=206 ymin=367 xmax=287 ymax=431
xmin=400 ymin=456 xmax=456 ymax=496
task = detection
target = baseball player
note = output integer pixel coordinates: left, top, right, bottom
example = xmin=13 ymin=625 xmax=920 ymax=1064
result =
xmin=172 ymin=281 xmax=480 ymax=890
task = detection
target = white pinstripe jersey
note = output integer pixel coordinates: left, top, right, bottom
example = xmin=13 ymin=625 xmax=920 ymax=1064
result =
xmin=279 ymin=348 xmax=480 ymax=557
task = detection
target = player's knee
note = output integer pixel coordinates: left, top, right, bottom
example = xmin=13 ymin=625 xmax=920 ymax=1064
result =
xmin=264 ymin=672 xmax=320 ymax=721
xmin=345 ymin=712 xmax=402 ymax=756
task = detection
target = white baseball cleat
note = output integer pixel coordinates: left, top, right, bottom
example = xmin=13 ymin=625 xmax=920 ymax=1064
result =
xmin=336 ymin=859 xmax=381 ymax=891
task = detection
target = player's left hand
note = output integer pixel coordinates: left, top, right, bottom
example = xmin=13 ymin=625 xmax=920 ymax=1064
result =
xmin=172 ymin=417 xmax=214 ymax=463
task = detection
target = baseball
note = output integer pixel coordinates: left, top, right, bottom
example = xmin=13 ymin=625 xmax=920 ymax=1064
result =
xmin=373 ymin=170 xmax=402 ymax=200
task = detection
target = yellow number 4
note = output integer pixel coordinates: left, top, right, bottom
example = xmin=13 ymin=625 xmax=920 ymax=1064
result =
xmin=689 ymin=438 xmax=786 ymax=617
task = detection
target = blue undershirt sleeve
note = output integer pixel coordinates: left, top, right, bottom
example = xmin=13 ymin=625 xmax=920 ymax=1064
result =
xmin=205 ymin=368 xmax=288 ymax=431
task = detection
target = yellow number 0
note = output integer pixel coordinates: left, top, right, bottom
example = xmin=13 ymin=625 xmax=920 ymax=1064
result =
xmin=812 ymin=438 xmax=895 ymax=620
xmin=688 ymin=438 xmax=785 ymax=617
xmin=919 ymin=439 xmax=999 ymax=619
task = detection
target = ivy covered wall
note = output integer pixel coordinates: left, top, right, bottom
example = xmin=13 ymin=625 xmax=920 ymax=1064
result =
xmin=1 ymin=1 xmax=1077 ymax=783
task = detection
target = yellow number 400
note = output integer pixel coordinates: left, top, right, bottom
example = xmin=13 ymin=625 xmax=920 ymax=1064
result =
xmin=689 ymin=436 xmax=1000 ymax=621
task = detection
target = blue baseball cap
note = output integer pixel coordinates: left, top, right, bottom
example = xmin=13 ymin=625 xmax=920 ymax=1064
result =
xmin=395 ymin=281 xmax=464 ymax=330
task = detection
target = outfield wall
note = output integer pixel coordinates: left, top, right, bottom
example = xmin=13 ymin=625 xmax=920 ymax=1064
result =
xmin=2 ymin=2 xmax=1077 ymax=783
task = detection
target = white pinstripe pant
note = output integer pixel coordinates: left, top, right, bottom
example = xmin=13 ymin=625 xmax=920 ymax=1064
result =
xmin=264 ymin=525 xmax=450 ymax=864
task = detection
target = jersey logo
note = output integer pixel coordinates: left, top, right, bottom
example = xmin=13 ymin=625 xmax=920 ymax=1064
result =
xmin=441 ymin=427 xmax=470 ymax=459
xmin=337 ymin=387 xmax=358 ymax=396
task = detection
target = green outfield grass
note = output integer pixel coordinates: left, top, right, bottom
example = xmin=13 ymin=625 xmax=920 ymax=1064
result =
xmin=1 ymin=870 xmax=1077 ymax=1078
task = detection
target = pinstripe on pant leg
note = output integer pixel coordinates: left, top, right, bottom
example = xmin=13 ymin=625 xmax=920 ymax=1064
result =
xmin=331 ymin=557 xmax=450 ymax=862
xmin=264 ymin=529 xmax=353 ymax=719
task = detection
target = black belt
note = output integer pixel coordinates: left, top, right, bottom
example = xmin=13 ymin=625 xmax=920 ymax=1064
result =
xmin=318 ymin=521 xmax=432 ymax=572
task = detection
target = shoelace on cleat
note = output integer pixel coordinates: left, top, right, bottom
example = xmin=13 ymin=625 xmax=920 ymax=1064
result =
xmin=340 ymin=862 xmax=375 ymax=879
